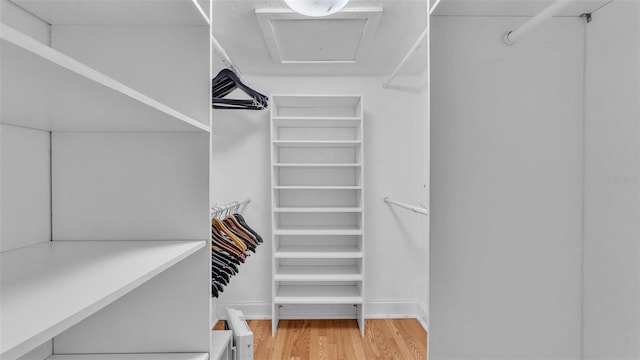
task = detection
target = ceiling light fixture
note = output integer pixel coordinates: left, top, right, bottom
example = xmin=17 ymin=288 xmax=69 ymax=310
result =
xmin=283 ymin=0 xmax=350 ymax=17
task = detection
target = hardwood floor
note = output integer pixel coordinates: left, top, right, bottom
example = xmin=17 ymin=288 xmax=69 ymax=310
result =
xmin=214 ymin=319 xmax=427 ymax=360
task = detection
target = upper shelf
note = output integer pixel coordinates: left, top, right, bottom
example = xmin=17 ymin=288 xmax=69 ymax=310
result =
xmin=0 ymin=24 xmax=209 ymax=132
xmin=11 ymin=0 xmax=209 ymax=25
xmin=0 ymin=240 xmax=206 ymax=359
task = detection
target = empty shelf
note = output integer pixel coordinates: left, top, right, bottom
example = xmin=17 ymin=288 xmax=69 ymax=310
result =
xmin=274 ymin=207 xmax=362 ymax=213
xmin=274 ymin=186 xmax=362 ymax=190
xmin=274 ymin=285 xmax=362 ymax=304
xmin=275 ymin=246 xmax=362 ymax=259
xmin=47 ymin=354 xmax=209 ymax=360
xmin=274 ymin=163 xmax=362 ymax=168
xmin=274 ymin=228 xmax=363 ymax=236
xmin=273 ymin=140 xmax=361 ymax=148
xmin=1 ymin=240 xmax=205 ymax=359
xmin=0 ymin=24 xmax=209 ymax=133
xmin=274 ymin=265 xmax=362 ymax=281
xmin=273 ymin=117 xmax=361 ymax=128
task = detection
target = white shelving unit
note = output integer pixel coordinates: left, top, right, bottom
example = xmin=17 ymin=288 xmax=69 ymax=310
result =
xmin=0 ymin=24 xmax=208 ymax=133
xmin=1 ymin=241 xmax=205 ymax=359
xmin=270 ymin=95 xmax=365 ymax=336
xmin=0 ymin=1 xmax=212 ymax=359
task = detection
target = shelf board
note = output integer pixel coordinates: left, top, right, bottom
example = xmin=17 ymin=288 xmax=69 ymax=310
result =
xmin=0 ymin=24 xmax=209 ymax=133
xmin=275 ymin=246 xmax=362 ymax=259
xmin=274 ymin=228 xmax=363 ymax=236
xmin=272 ymin=95 xmax=362 ymax=108
xmin=274 ymin=207 xmax=362 ymax=213
xmin=1 ymin=240 xmax=206 ymax=359
xmin=273 ymin=140 xmax=361 ymax=148
xmin=274 ymin=163 xmax=362 ymax=168
xmin=274 ymin=186 xmax=362 ymax=190
xmin=274 ymin=265 xmax=362 ymax=281
xmin=47 ymin=354 xmax=209 ymax=360
xmin=273 ymin=118 xmax=361 ymax=128
xmin=274 ymin=285 xmax=363 ymax=304
xmin=12 ymin=0 xmax=209 ymax=25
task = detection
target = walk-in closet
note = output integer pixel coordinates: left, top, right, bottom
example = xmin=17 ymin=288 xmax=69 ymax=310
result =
xmin=2 ymin=0 xmax=638 ymax=359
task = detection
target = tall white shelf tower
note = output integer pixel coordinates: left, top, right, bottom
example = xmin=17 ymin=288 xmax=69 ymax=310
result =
xmin=270 ymin=95 xmax=366 ymax=336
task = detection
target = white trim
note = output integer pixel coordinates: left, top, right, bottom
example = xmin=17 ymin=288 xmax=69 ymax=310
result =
xmin=417 ymin=301 xmax=429 ymax=333
xmin=215 ymin=302 xmax=272 ymax=320
xmin=214 ymin=301 xmax=424 ymax=320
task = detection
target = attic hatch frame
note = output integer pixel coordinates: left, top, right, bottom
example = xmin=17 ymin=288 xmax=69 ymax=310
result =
xmin=255 ymin=6 xmax=383 ymax=64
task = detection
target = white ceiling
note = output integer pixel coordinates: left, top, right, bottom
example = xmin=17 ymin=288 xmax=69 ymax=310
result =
xmin=213 ymin=0 xmax=613 ymax=77
xmin=212 ymin=0 xmax=430 ymax=76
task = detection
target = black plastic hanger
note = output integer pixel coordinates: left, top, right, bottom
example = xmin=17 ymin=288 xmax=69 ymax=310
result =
xmin=212 ymin=69 xmax=269 ymax=110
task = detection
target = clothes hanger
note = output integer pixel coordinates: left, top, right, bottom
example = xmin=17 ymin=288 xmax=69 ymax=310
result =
xmin=223 ymin=215 xmax=257 ymax=251
xmin=233 ymin=213 xmax=263 ymax=244
xmin=226 ymin=203 xmax=259 ymax=247
xmin=212 ymin=229 xmax=246 ymax=260
xmin=213 ymin=218 xmax=248 ymax=252
xmin=212 ymin=68 xmax=269 ymax=110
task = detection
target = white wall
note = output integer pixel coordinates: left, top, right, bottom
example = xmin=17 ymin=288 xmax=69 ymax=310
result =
xmin=52 ymin=25 xmax=209 ymax=127
xmin=583 ymin=1 xmax=640 ymax=358
xmin=211 ymin=73 xmax=429 ymax=319
xmin=0 ymin=125 xmax=51 ymax=252
xmin=430 ymin=16 xmax=584 ymax=359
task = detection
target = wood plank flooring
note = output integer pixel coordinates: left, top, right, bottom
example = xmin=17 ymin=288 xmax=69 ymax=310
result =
xmin=214 ymin=319 xmax=427 ymax=360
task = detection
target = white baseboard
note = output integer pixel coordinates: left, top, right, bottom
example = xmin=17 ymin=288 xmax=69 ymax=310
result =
xmin=214 ymin=300 xmax=424 ymax=320
xmin=215 ymin=302 xmax=271 ymax=320
xmin=417 ymin=301 xmax=429 ymax=332
xmin=365 ymin=300 xmax=419 ymax=318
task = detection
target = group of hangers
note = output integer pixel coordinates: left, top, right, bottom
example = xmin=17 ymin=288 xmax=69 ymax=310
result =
xmin=211 ymin=202 xmax=263 ymax=297
xmin=212 ymin=68 xmax=269 ymax=110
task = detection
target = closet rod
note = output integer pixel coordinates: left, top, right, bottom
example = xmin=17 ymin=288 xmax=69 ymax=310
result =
xmin=211 ymin=197 xmax=252 ymax=218
xmin=384 ymin=197 xmax=429 ymax=216
xmin=503 ymin=0 xmax=575 ymax=45
xmin=211 ymin=33 xmax=242 ymax=76
xmin=190 ymin=0 xmax=210 ymax=24
xmin=383 ymin=26 xmax=428 ymax=88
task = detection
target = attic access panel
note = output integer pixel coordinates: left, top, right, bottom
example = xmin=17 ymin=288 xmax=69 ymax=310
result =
xmin=256 ymin=7 xmax=383 ymax=64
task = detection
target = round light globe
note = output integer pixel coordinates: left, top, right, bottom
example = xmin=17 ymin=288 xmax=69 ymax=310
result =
xmin=283 ymin=0 xmax=350 ymax=17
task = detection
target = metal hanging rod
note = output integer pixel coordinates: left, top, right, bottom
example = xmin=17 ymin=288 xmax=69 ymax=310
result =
xmin=190 ymin=0 xmax=210 ymax=24
xmin=383 ymin=25 xmax=428 ymax=88
xmin=384 ymin=197 xmax=429 ymax=216
xmin=211 ymin=33 xmax=241 ymax=76
xmin=503 ymin=0 xmax=576 ymax=45
xmin=211 ymin=197 xmax=252 ymax=218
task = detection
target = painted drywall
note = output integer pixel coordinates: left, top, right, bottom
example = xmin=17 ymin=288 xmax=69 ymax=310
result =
xmin=51 ymin=133 xmax=209 ymax=241
xmin=430 ymin=16 xmax=584 ymax=359
xmin=211 ymin=72 xmax=430 ymax=319
xmin=583 ymin=1 xmax=640 ymax=358
xmin=51 ymin=25 xmax=209 ymax=127
xmin=0 ymin=124 xmax=51 ymax=253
